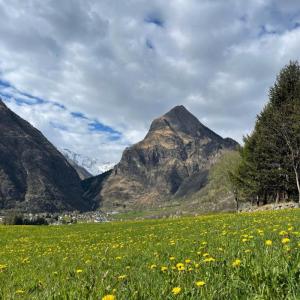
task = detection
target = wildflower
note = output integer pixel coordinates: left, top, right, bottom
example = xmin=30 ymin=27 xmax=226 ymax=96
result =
xmin=195 ymin=281 xmax=206 ymax=287
xmin=118 ymin=275 xmax=127 ymax=280
xmin=102 ymin=295 xmax=116 ymax=300
xmin=161 ymin=266 xmax=168 ymax=272
xmin=185 ymin=259 xmax=191 ymax=264
xmin=115 ymin=256 xmax=122 ymax=260
xmin=0 ymin=264 xmax=7 ymax=271
xmin=265 ymin=240 xmax=272 ymax=246
xmin=282 ymin=238 xmax=290 ymax=244
xmin=279 ymin=230 xmax=288 ymax=236
xmin=203 ymin=257 xmax=215 ymax=263
xmin=232 ymin=259 xmax=241 ymax=267
xmin=244 ymin=249 xmax=251 ymax=253
xmin=150 ymin=264 xmax=157 ymax=269
xmin=169 ymin=256 xmax=175 ymax=261
xmin=172 ymin=287 xmax=181 ymax=295
xmin=176 ymin=263 xmax=185 ymax=271
xmin=15 ymin=290 xmax=25 ymax=294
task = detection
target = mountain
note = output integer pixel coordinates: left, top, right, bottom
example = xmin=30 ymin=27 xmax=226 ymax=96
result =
xmin=60 ymin=148 xmax=115 ymax=176
xmin=83 ymin=105 xmax=238 ymax=211
xmin=0 ymin=99 xmax=92 ymax=212
xmin=63 ymin=156 xmax=92 ymax=180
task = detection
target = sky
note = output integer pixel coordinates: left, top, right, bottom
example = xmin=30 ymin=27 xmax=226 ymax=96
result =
xmin=0 ymin=0 xmax=300 ymax=164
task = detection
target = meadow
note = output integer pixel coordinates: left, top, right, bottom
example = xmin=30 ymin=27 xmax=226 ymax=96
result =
xmin=1 ymin=209 xmax=300 ymax=299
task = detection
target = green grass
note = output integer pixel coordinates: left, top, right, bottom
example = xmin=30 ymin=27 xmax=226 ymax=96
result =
xmin=1 ymin=209 xmax=300 ymax=299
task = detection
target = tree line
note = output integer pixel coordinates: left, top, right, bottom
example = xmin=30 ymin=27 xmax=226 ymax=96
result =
xmin=229 ymin=61 xmax=300 ymax=208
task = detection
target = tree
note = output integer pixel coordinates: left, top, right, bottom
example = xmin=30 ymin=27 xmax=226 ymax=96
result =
xmin=261 ymin=61 xmax=300 ymax=203
xmin=236 ymin=61 xmax=300 ymax=205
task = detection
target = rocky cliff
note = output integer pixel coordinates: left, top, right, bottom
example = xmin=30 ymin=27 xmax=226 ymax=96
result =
xmin=84 ymin=105 xmax=238 ymax=210
xmin=0 ymin=99 xmax=91 ymax=212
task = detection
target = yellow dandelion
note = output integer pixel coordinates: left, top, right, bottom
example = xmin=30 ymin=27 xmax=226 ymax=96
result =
xmin=203 ymin=257 xmax=215 ymax=263
xmin=0 ymin=264 xmax=7 ymax=271
xmin=265 ymin=240 xmax=272 ymax=246
xmin=161 ymin=266 xmax=168 ymax=272
xmin=76 ymin=269 xmax=83 ymax=274
xmin=172 ymin=287 xmax=181 ymax=295
xmin=118 ymin=275 xmax=127 ymax=280
xmin=176 ymin=263 xmax=185 ymax=271
xmin=169 ymin=256 xmax=175 ymax=261
xmin=185 ymin=259 xmax=191 ymax=264
xmin=279 ymin=230 xmax=288 ymax=236
xmin=150 ymin=264 xmax=157 ymax=269
xmin=282 ymin=238 xmax=290 ymax=244
xmin=195 ymin=281 xmax=206 ymax=287
xmin=232 ymin=259 xmax=241 ymax=267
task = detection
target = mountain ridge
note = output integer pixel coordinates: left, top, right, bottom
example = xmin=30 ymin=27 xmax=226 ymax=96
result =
xmin=0 ymin=98 xmax=92 ymax=212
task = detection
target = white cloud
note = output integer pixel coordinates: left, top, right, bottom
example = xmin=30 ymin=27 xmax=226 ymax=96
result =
xmin=0 ymin=0 xmax=300 ymax=163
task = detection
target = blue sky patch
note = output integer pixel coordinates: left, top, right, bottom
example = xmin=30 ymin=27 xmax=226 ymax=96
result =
xmin=88 ymin=120 xmax=121 ymax=138
xmin=145 ymin=15 xmax=164 ymax=27
xmin=71 ymin=111 xmax=89 ymax=119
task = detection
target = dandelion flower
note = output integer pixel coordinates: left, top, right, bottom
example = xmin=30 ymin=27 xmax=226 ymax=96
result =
xmin=161 ymin=266 xmax=168 ymax=272
xmin=76 ymin=269 xmax=83 ymax=274
xmin=176 ymin=263 xmax=185 ymax=271
xmin=232 ymin=259 xmax=241 ymax=267
xmin=195 ymin=281 xmax=206 ymax=287
xmin=265 ymin=240 xmax=272 ymax=246
xmin=203 ymin=257 xmax=215 ymax=263
xmin=172 ymin=287 xmax=181 ymax=295
xmin=282 ymin=238 xmax=290 ymax=244
xmin=279 ymin=230 xmax=288 ymax=236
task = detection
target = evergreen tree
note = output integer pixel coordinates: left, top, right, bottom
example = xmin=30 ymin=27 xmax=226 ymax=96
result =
xmin=236 ymin=61 xmax=300 ymax=204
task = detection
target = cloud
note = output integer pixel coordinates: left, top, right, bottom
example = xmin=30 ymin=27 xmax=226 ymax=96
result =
xmin=0 ymin=0 xmax=300 ymax=163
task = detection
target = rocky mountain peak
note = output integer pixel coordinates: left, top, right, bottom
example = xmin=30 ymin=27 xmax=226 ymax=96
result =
xmin=147 ymin=105 xmax=223 ymax=143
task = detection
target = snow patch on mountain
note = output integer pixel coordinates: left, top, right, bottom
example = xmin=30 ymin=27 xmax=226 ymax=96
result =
xmin=60 ymin=148 xmax=115 ymax=176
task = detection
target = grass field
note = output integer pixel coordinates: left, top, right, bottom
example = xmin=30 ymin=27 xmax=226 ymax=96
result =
xmin=1 ymin=209 xmax=300 ymax=299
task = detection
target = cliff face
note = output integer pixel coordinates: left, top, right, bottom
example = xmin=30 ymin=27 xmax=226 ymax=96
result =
xmin=91 ymin=105 xmax=238 ymax=210
xmin=0 ymin=99 xmax=91 ymax=212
